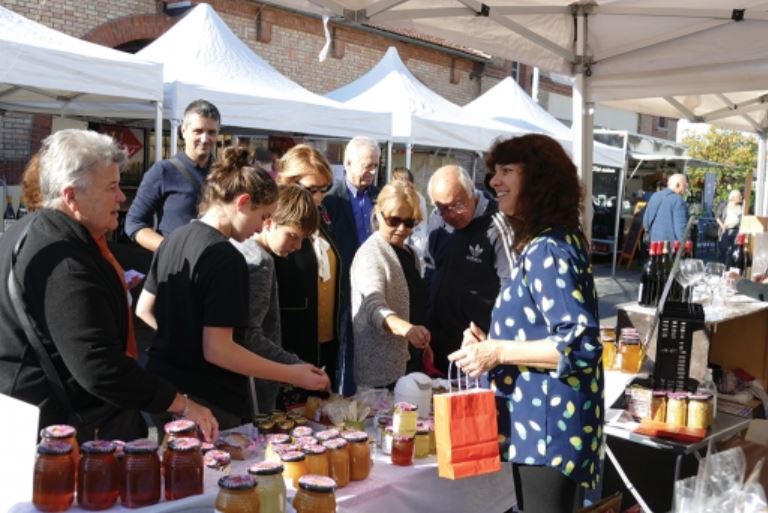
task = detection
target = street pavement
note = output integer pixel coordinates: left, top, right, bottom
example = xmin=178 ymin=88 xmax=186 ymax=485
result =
xmin=593 ymin=258 xmax=642 ymax=327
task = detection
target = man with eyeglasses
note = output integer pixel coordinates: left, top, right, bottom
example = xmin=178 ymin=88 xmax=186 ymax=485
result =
xmin=424 ymin=165 xmax=511 ymax=374
xmin=323 ymin=136 xmax=381 ymax=395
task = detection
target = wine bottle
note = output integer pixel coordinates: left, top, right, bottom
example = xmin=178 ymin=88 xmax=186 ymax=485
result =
xmin=15 ymin=200 xmax=28 ymax=220
xmin=730 ymin=233 xmax=751 ymax=278
xmin=3 ymin=195 xmax=15 ymax=232
xmin=639 ymin=242 xmax=657 ymax=306
xmin=670 ymin=241 xmax=682 ymax=301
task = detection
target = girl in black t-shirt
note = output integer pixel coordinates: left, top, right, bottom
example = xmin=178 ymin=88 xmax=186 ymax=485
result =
xmin=137 ymin=147 xmax=329 ymax=428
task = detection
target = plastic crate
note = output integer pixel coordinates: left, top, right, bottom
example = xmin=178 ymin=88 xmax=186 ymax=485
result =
xmin=653 ymin=301 xmax=705 ymax=391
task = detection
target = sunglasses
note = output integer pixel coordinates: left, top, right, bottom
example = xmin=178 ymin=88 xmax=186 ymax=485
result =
xmin=299 ymin=182 xmax=332 ymax=194
xmin=382 ymin=215 xmax=417 ymax=229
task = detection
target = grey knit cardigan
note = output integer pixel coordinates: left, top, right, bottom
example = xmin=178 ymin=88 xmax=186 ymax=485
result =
xmin=350 ymin=231 xmax=420 ymax=387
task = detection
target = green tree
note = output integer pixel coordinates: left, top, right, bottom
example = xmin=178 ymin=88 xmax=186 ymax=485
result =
xmin=681 ymin=126 xmax=758 ymax=209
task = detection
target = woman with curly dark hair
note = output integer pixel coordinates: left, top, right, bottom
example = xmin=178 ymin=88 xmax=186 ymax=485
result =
xmin=449 ymin=134 xmax=602 ymax=513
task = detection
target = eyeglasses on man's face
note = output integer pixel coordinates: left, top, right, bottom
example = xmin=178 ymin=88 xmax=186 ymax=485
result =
xmin=435 ymin=199 xmax=469 ymax=215
xmin=382 ymin=215 xmax=416 ymax=229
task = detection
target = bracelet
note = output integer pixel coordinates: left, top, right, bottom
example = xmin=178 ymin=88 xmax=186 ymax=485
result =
xmin=182 ymin=393 xmax=189 ymax=418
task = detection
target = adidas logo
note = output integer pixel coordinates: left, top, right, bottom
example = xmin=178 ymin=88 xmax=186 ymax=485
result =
xmin=466 ymin=244 xmax=484 ymax=263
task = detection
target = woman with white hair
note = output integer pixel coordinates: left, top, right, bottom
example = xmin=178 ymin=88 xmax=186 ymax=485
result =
xmin=716 ymin=189 xmax=743 ymax=265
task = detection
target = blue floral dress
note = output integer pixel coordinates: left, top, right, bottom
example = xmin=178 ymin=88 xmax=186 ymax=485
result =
xmin=485 ymin=227 xmax=603 ymax=488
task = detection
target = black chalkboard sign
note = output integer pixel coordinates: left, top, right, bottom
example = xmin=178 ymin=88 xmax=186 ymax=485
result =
xmin=618 ymin=211 xmax=644 ymax=268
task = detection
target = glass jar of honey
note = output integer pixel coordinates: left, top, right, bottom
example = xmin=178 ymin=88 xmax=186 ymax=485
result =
xmin=666 ymin=392 xmax=688 ymax=427
xmin=297 ymin=436 xmax=318 ymax=448
xmin=414 ymin=426 xmax=430 ymax=459
xmin=303 ymin=444 xmax=330 ymax=477
xmin=40 ymin=424 xmax=79 ymax=477
xmin=121 ymin=439 xmax=161 ymax=508
xmin=78 ymin=440 xmax=118 ymax=510
xmin=391 ymin=435 xmax=415 ymax=466
xmin=292 ymin=426 xmax=314 ymax=441
xmin=265 ymin=434 xmax=291 ymax=462
xmin=321 ymin=438 xmax=349 ymax=488
xmin=619 ymin=337 xmax=643 ymax=374
xmin=342 ymin=431 xmax=370 ymax=481
xmin=687 ymin=393 xmax=713 ymax=430
xmin=600 ymin=326 xmax=617 ymax=369
xmin=248 ymin=461 xmax=286 ymax=513
xmin=280 ymin=450 xmax=308 ymax=488
xmin=314 ymin=429 xmax=339 ymax=443
xmin=164 ymin=437 xmax=203 ymax=500
xmin=651 ymin=391 xmax=667 ymax=422
xmin=293 ymin=475 xmax=336 ymax=513
xmin=392 ymin=402 xmax=418 ymax=437
xmin=33 ymin=441 xmax=75 ymax=512
xmin=163 ymin=419 xmax=198 ymax=449
xmin=214 ymin=474 xmax=260 ymax=513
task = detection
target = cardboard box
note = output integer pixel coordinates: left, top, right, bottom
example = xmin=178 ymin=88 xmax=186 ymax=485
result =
xmin=718 ymin=398 xmax=766 ymax=419
xmin=740 ymin=215 xmax=768 ymax=234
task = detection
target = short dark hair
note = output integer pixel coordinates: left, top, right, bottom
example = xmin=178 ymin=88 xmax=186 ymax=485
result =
xmin=184 ymin=99 xmax=221 ymax=124
xmin=391 ymin=167 xmax=413 ymax=183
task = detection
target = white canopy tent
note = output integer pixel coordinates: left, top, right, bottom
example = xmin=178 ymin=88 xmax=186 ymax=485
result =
xmin=0 ymin=5 xmax=164 ymax=160
xmin=136 ymin=3 xmax=391 ymax=153
xmin=270 ymin=0 xmax=768 ymax=235
xmin=326 ymin=46 xmax=518 ymax=167
xmin=463 ymin=77 xmax=625 ymax=168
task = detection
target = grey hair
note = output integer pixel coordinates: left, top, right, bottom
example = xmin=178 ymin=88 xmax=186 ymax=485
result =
xmin=427 ymin=165 xmax=475 ymax=201
xmin=344 ymin=136 xmax=380 ymax=164
xmin=39 ymin=129 xmax=127 ymax=209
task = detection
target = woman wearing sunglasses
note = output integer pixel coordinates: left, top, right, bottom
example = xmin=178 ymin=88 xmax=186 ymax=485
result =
xmin=350 ymin=181 xmax=431 ymax=388
xmin=274 ymin=144 xmax=344 ymax=393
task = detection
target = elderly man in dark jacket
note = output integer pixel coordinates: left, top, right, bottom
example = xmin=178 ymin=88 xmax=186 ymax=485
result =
xmin=0 ymin=129 xmax=217 ymax=442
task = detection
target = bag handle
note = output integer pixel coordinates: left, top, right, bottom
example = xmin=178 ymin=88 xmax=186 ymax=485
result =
xmin=447 ymin=360 xmax=480 ymax=392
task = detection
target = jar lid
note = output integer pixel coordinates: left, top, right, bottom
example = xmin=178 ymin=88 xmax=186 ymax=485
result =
xmin=248 ymin=460 xmax=284 ymax=476
xmin=259 ymin=420 xmax=276 ymax=430
xmin=41 ymin=424 xmax=76 ymax=439
xmin=315 ymin=429 xmax=340 ymax=441
xmin=164 ymin=419 xmax=197 ymax=434
xmin=124 ymin=439 xmax=158 ymax=454
xmin=292 ymin=426 xmax=313 ymax=438
xmin=342 ymin=431 xmax=369 ymax=443
xmin=204 ymin=450 xmax=231 ymax=469
xmin=278 ymin=419 xmax=296 ymax=431
xmin=667 ymin=392 xmax=689 ymax=400
xmin=302 ymin=444 xmax=327 ymax=455
xmin=377 ymin=415 xmax=393 ymax=426
xmin=296 ymin=436 xmax=318 ymax=447
xmin=322 ymin=438 xmax=348 ymax=450
xmin=294 ymin=417 xmax=309 ymax=426
xmin=168 ymin=437 xmax=201 ymax=452
xmin=688 ymin=393 xmax=712 ymax=401
xmin=201 ymin=442 xmax=215 ymax=453
xmin=81 ymin=440 xmax=116 ymax=454
xmin=275 ymin=444 xmax=300 ymax=455
xmin=280 ymin=450 xmax=306 ymax=462
xmin=266 ymin=434 xmax=291 ymax=446
xmin=37 ymin=440 xmax=73 ymax=455
xmin=622 ymin=338 xmax=640 ymax=345
xmin=394 ymin=401 xmax=418 ymax=412
xmin=394 ymin=434 xmax=414 ymax=443
xmin=652 ymin=390 xmax=668 ymax=397
xmin=218 ymin=474 xmax=256 ymax=490
xmin=298 ymin=474 xmax=336 ymax=493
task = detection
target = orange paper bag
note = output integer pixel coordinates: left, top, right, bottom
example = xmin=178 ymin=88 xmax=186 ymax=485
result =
xmin=433 ymin=381 xmax=501 ymax=480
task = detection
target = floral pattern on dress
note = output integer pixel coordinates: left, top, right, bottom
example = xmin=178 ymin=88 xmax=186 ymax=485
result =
xmin=484 ymin=227 xmax=603 ymax=488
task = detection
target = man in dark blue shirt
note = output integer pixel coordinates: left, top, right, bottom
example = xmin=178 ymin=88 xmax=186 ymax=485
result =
xmin=125 ymin=100 xmax=220 ymax=251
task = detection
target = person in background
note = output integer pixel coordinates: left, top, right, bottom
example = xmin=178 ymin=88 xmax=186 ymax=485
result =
xmin=424 ymin=164 xmax=511 ymax=375
xmin=20 ymin=151 xmax=43 ymax=212
xmin=716 ymin=189 xmax=743 ymax=265
xmin=125 ymin=99 xmax=220 ymax=252
xmin=643 ymin=173 xmax=689 ymax=243
xmin=0 ymin=129 xmax=217 ymax=441
xmin=351 ymin=181 xmax=430 ymax=387
xmin=253 ymin=147 xmax=277 ymax=181
xmin=274 ymin=144 xmax=344 ymax=393
xmin=231 ymin=184 xmax=320 ymax=413
xmin=137 ymin=147 xmax=328 ymax=429
xmin=450 ymin=134 xmax=602 ymax=513
xmin=323 ymin=136 xmax=381 ymax=394
xmin=391 ymin=167 xmax=429 ymax=270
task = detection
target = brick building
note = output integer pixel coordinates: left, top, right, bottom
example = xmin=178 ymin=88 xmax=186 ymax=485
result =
xmin=0 ymin=0 xmax=672 ymax=192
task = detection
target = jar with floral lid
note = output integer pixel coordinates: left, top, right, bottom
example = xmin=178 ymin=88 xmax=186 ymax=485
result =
xmin=122 ymin=439 xmax=161 ymax=508
xmin=391 ymin=435 xmax=415 ymax=466
xmin=687 ymin=393 xmax=713 ymax=430
xmin=280 ymin=450 xmax=308 ymax=488
xmin=292 ymin=426 xmax=313 ymax=441
xmin=164 ymin=437 xmax=203 ymax=500
xmin=321 ymin=438 xmax=349 ymax=488
xmin=342 ymin=431 xmax=370 ymax=481
xmin=40 ymin=424 xmax=78 ymax=476
xmin=293 ymin=475 xmax=336 ymax=513
xmin=33 ymin=441 xmax=75 ymax=512
xmin=163 ymin=419 xmax=198 ymax=449
xmin=314 ymin=429 xmax=339 ymax=443
xmin=78 ymin=440 xmax=118 ymax=510
xmin=302 ymin=444 xmax=330 ymax=477
xmin=666 ymin=392 xmax=688 ymax=427
xmin=414 ymin=424 xmax=430 ymax=459
xmin=248 ymin=461 xmax=286 ymax=513
xmin=215 ymin=474 xmax=260 ymax=513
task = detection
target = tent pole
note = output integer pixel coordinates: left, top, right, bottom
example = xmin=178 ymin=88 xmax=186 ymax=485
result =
xmin=169 ymin=119 xmax=180 ymax=157
xmin=757 ymin=133 xmax=767 ymax=216
xmin=387 ymin=140 xmax=393 ymax=182
xmin=611 ymin=132 xmax=630 ymax=277
xmin=405 ymin=142 xmax=412 ymax=170
xmin=572 ymin=10 xmax=594 ymax=242
xmin=154 ymin=101 xmax=163 ymax=163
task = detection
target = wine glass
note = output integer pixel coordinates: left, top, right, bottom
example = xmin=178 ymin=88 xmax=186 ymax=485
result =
xmin=704 ymin=262 xmax=726 ymax=307
xmin=680 ymin=258 xmax=705 ymax=303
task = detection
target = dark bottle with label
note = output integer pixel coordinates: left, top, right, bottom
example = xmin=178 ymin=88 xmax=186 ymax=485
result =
xmin=730 ymin=233 xmax=752 ymax=278
xmin=669 ymin=241 xmax=683 ymax=301
xmin=639 ymin=241 xmax=658 ymax=307
xmin=3 ymin=195 xmax=15 ymax=232
xmin=16 ymin=200 xmax=28 ymax=220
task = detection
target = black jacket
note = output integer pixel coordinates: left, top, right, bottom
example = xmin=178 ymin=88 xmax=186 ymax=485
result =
xmin=0 ymin=210 xmax=176 ymax=437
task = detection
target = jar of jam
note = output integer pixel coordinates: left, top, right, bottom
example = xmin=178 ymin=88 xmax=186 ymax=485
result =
xmin=314 ymin=429 xmax=339 ymax=443
xmin=600 ymin=326 xmax=617 ymax=369
xmin=687 ymin=393 xmax=713 ymax=430
xmin=391 ymin=435 xmax=415 ymax=466
xmin=414 ymin=427 xmax=430 ymax=459
xmin=293 ymin=475 xmax=336 ymax=513
xmin=280 ymin=450 xmax=308 ymax=488
xmin=78 ymin=440 xmax=118 ymax=510
xmin=164 ymin=437 xmax=203 ymax=500
xmin=303 ymin=444 xmax=330 ymax=477
xmin=163 ymin=419 xmax=198 ymax=448
xmin=297 ymin=436 xmax=318 ymax=448
xmin=121 ymin=439 xmax=161 ymax=508
xmin=292 ymin=426 xmax=314 ymax=440
xmin=651 ymin=391 xmax=667 ymax=422
xmin=619 ymin=338 xmax=643 ymax=373
xmin=265 ymin=434 xmax=291 ymax=462
xmin=342 ymin=431 xmax=370 ymax=481
xmin=248 ymin=461 xmax=286 ymax=513
xmin=214 ymin=474 xmax=260 ymax=513
xmin=392 ymin=402 xmax=418 ymax=437
xmin=33 ymin=441 xmax=75 ymax=512
xmin=321 ymin=438 xmax=350 ymax=488
xmin=278 ymin=419 xmax=296 ymax=434
xmin=666 ymin=392 xmax=688 ymax=427
xmin=41 ymin=425 xmax=79 ymax=476
xmin=259 ymin=419 xmax=277 ymax=435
